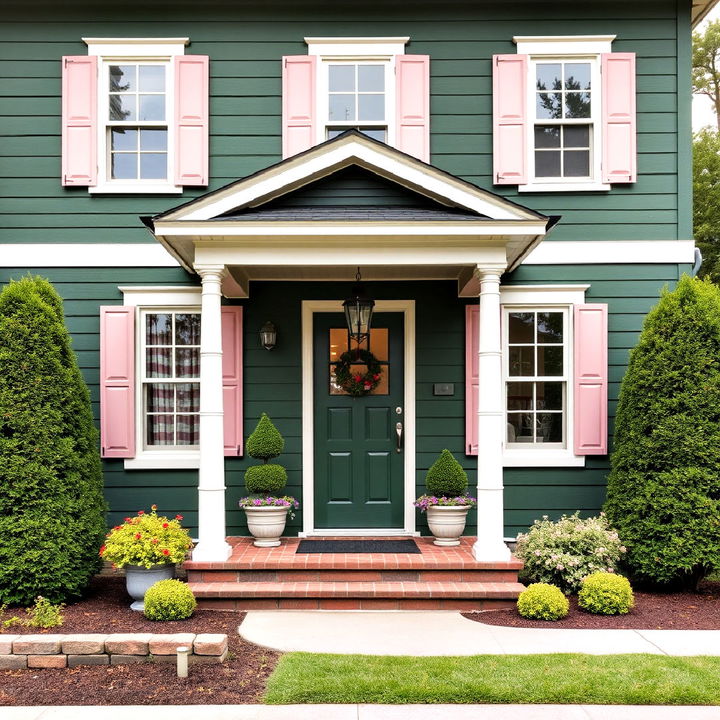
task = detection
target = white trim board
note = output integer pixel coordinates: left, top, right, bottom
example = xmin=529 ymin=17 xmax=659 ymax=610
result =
xmin=301 ymin=299 xmax=416 ymax=536
xmin=523 ymin=240 xmax=695 ymax=265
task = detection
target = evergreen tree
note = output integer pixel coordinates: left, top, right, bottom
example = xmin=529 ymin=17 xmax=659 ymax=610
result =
xmin=0 ymin=277 xmax=107 ymax=605
xmin=604 ymin=276 xmax=720 ymax=589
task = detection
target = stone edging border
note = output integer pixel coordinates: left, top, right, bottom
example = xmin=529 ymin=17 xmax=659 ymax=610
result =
xmin=0 ymin=633 xmax=228 ymax=669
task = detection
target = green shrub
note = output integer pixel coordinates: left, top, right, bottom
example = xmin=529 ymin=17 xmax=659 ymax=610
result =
xmin=25 ymin=596 xmax=64 ymax=628
xmin=425 ymin=449 xmax=468 ymax=498
xmin=515 ymin=513 xmax=626 ymax=593
xmin=245 ymin=464 xmax=288 ymax=495
xmin=246 ymin=413 xmax=284 ymax=461
xmin=0 ymin=277 xmax=107 ymax=605
xmin=604 ymin=276 xmax=720 ymax=589
xmin=143 ymin=579 xmax=197 ymax=621
xmin=517 ymin=583 xmax=569 ymax=621
xmin=578 ymin=572 xmax=635 ymax=615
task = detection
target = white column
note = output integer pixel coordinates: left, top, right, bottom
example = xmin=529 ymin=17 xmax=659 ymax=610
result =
xmin=192 ymin=264 xmax=232 ymax=562
xmin=473 ymin=265 xmax=511 ymax=562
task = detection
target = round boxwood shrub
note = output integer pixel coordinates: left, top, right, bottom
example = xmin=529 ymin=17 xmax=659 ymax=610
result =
xmin=425 ymin=449 xmax=468 ymax=498
xmin=246 ymin=412 xmax=284 ymax=461
xmin=244 ymin=463 xmax=288 ymax=495
xmin=0 ymin=277 xmax=107 ymax=605
xmin=578 ymin=572 xmax=634 ymax=615
xmin=517 ymin=583 xmax=569 ymax=621
xmin=604 ymin=276 xmax=720 ymax=589
xmin=144 ymin=579 xmax=197 ymax=621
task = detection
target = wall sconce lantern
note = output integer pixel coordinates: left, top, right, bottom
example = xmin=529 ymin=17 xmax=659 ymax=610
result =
xmin=343 ymin=267 xmax=375 ymax=347
xmin=259 ymin=321 xmax=277 ymax=350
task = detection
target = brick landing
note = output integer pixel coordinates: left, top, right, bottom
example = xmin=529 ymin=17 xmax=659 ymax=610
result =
xmin=186 ymin=537 xmax=524 ymax=611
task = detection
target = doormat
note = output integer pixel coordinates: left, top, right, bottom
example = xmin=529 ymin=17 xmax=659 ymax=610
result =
xmin=296 ymin=539 xmax=421 ymax=554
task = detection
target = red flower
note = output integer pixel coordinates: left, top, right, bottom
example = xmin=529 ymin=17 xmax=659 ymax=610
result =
xmin=151 ymin=538 xmax=159 ymax=544
xmin=124 ymin=517 xmax=132 ymax=523
xmin=162 ymin=522 xmax=169 ymax=529
xmin=150 ymin=504 xmax=157 ymax=511
xmin=137 ymin=510 xmax=145 ymax=515
xmin=99 ymin=545 xmax=106 ymax=555
xmin=134 ymin=533 xmax=142 ymax=540
xmin=364 ymin=382 xmax=372 ymax=389
xmin=354 ymin=374 xmax=362 ymax=382
xmin=162 ymin=549 xmax=170 ymax=556
xmin=373 ymin=374 xmax=380 ymax=381
xmin=175 ymin=515 xmax=184 ymax=521
xmin=113 ymin=526 xmax=121 ymax=531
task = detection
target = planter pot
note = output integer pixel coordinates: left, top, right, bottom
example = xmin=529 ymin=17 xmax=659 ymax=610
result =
xmin=124 ymin=563 xmax=175 ymax=611
xmin=426 ymin=505 xmax=472 ymax=546
xmin=243 ymin=506 xmax=289 ymax=547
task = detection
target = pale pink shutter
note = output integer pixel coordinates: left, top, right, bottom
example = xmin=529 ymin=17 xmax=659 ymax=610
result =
xmin=221 ymin=306 xmax=243 ymax=456
xmin=174 ymin=55 xmax=210 ymax=186
xmin=61 ymin=56 xmax=97 ymax=186
xmin=100 ymin=306 xmax=135 ymax=458
xmin=395 ymin=55 xmax=430 ymax=162
xmin=465 ymin=305 xmax=479 ymax=455
xmin=493 ymin=54 xmax=528 ymax=185
xmin=282 ymin=55 xmax=317 ymax=158
xmin=574 ymin=304 xmax=609 ymax=455
xmin=601 ymin=53 xmax=636 ymax=184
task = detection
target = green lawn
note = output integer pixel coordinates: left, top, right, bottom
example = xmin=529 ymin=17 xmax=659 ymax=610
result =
xmin=264 ymin=653 xmax=720 ymax=705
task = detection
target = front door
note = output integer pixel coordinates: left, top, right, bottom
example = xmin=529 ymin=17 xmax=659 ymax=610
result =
xmin=313 ymin=312 xmax=405 ymax=529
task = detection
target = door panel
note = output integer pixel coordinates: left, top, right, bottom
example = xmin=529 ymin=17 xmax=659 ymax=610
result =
xmin=314 ymin=312 xmax=404 ymax=529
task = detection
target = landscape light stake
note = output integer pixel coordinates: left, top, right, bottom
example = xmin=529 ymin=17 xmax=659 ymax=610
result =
xmin=177 ymin=646 xmax=190 ymax=678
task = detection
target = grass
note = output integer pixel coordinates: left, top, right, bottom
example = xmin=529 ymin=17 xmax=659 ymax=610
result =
xmin=264 ymin=653 xmax=720 ymax=705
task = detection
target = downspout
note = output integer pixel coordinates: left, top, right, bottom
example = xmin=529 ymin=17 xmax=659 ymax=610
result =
xmin=693 ymin=247 xmax=703 ymax=276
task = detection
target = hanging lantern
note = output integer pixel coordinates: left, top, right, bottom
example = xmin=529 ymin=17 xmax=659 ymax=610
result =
xmin=342 ymin=267 xmax=375 ymax=347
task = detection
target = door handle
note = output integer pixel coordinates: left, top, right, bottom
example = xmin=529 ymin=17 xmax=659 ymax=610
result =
xmin=396 ymin=422 xmax=403 ymax=453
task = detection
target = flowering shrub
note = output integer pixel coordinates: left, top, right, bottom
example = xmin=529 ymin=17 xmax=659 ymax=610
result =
xmin=100 ymin=506 xmax=193 ymax=569
xmin=517 ymin=583 xmax=569 ymax=621
xmin=239 ymin=495 xmax=299 ymax=520
xmin=413 ymin=494 xmax=477 ymax=512
xmin=578 ymin=572 xmax=635 ymax=615
xmin=144 ymin=579 xmax=197 ymax=621
xmin=515 ymin=512 xmax=626 ymax=593
xmin=25 ymin=596 xmax=64 ymax=628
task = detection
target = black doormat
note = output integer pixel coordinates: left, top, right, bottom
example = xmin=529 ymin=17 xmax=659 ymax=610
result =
xmin=296 ymin=539 xmax=421 ymax=554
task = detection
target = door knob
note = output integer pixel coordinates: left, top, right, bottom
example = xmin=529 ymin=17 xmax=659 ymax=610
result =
xmin=396 ymin=422 xmax=403 ymax=453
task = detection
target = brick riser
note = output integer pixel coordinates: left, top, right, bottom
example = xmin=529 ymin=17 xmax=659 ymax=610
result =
xmin=187 ymin=569 xmax=520 ymax=583
xmin=195 ymin=597 xmax=519 ymax=611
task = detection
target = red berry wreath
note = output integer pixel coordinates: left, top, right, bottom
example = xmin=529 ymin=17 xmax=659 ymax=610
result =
xmin=333 ymin=349 xmax=383 ymax=396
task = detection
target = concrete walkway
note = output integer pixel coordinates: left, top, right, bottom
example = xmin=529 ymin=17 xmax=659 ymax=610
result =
xmin=3 ymin=705 xmax=720 ymax=719
xmin=239 ymin=610 xmax=720 ymax=656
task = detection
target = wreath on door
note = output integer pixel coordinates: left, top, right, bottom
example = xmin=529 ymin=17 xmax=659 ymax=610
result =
xmin=334 ymin=349 xmax=383 ymax=396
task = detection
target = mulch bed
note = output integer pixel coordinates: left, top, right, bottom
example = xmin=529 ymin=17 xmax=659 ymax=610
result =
xmin=464 ymin=580 xmax=720 ymax=630
xmin=0 ymin=576 xmax=279 ymax=706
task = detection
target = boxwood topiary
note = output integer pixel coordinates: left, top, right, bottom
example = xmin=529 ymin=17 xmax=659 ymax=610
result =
xmin=578 ymin=572 xmax=634 ymax=615
xmin=0 ymin=277 xmax=107 ymax=606
xmin=517 ymin=583 xmax=569 ymax=621
xmin=425 ymin=449 xmax=468 ymax=498
xmin=143 ymin=579 xmax=197 ymax=621
xmin=245 ymin=464 xmax=288 ymax=495
xmin=246 ymin=412 xmax=284 ymax=461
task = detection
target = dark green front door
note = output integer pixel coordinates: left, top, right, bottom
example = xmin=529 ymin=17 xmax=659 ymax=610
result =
xmin=313 ymin=312 xmax=405 ymax=529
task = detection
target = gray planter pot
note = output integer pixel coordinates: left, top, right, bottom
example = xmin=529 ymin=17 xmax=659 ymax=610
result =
xmin=124 ymin=563 xmax=175 ymax=611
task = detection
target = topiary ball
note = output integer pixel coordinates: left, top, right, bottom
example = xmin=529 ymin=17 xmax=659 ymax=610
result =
xmin=245 ymin=463 xmax=288 ymax=494
xmin=246 ymin=413 xmax=285 ymax=461
xmin=517 ymin=583 xmax=569 ymax=621
xmin=425 ymin=449 xmax=468 ymax=498
xmin=143 ymin=579 xmax=197 ymax=621
xmin=578 ymin=572 xmax=634 ymax=615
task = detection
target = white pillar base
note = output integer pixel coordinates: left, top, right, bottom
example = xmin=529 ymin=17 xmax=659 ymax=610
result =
xmin=191 ymin=540 xmax=233 ymax=563
xmin=472 ymin=538 xmax=511 ymax=563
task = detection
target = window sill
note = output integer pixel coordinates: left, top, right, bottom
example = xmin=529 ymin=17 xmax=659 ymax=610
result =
xmin=503 ymin=451 xmax=586 ymax=468
xmin=89 ymin=183 xmax=183 ymax=195
xmin=125 ymin=452 xmax=200 ymax=470
xmin=518 ymin=182 xmax=610 ymax=193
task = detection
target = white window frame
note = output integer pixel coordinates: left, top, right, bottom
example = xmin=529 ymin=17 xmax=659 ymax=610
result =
xmin=120 ymin=286 xmax=201 ymax=470
xmin=514 ymin=35 xmax=614 ymax=193
xmin=500 ymin=285 xmax=588 ymax=468
xmin=305 ymin=37 xmax=408 ymax=148
xmin=83 ymin=38 xmax=188 ymax=195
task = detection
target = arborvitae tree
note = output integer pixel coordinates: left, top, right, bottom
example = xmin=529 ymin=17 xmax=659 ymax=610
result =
xmin=425 ymin=449 xmax=468 ymax=498
xmin=604 ymin=276 xmax=720 ymax=589
xmin=244 ymin=413 xmax=287 ymax=494
xmin=0 ymin=277 xmax=107 ymax=605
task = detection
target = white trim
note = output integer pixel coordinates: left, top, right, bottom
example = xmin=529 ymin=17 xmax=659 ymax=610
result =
xmin=120 ymin=286 xmax=201 ymax=306
xmin=0 ymin=244 xmax=181 ymax=267
xmin=301 ymin=299 xmax=416 ymax=536
xmin=90 ymin=183 xmax=182 ymax=195
xmin=83 ymin=38 xmax=189 ymax=57
xmin=503 ymin=450 xmax=585 ymax=467
xmin=299 ymin=529 xmax=421 ymax=537
xmin=513 ymin=36 xmax=615 ymax=55
xmin=523 ymin=240 xmax=696 ymax=265
xmin=500 ymin=285 xmax=589 ymax=305
xmin=519 ymin=182 xmax=610 ymax=193
xmin=125 ymin=452 xmax=200 ymax=470
xmin=305 ymin=37 xmax=409 ymax=56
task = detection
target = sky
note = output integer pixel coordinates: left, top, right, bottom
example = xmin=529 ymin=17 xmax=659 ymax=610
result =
xmin=693 ymin=4 xmax=720 ymax=130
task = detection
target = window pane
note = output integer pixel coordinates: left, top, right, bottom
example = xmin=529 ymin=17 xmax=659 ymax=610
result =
xmin=535 ymin=150 xmax=561 ymax=177
xmin=326 ymin=128 xmax=345 ymax=139
xmin=139 ymin=65 xmax=165 ymax=92
xmin=507 ymin=413 xmax=533 ymax=442
xmin=534 ymin=126 xmax=560 ymax=149
xmin=536 ymin=92 xmax=562 ymax=119
xmin=358 ymin=65 xmax=384 ymax=92
xmin=564 ymin=92 xmax=591 ymax=118
xmin=140 ymin=128 xmax=167 ymax=151
xmin=175 ymin=348 xmax=200 ymax=378
xmin=507 ymin=382 xmax=533 ymax=410
xmin=146 ymin=347 xmax=172 ymax=378
xmin=329 ymin=65 xmax=355 ymax=92
xmin=509 ymin=346 xmax=535 ymax=376
xmin=329 ymin=94 xmax=356 ymax=121
xmin=360 ymin=128 xmax=386 ymax=141
xmin=139 ymin=94 xmax=165 ymax=121
xmin=146 ymin=313 xmax=172 ymax=345
xmin=563 ymin=125 xmax=590 ymax=148
xmin=176 ymin=415 xmax=199 ymax=445
xmin=537 ymin=413 xmax=563 ymax=443
xmin=109 ymin=94 xmax=136 ymax=121
xmin=565 ymin=63 xmax=591 ymax=91
xmin=537 ymin=312 xmax=563 ymax=343
xmin=536 ymin=382 xmax=563 ymax=410
xmin=147 ymin=414 xmax=174 ymax=445
xmin=508 ymin=312 xmax=534 ymax=343
xmin=564 ymin=150 xmax=590 ymax=177
xmin=358 ymin=94 xmax=384 ymax=121
xmin=176 ymin=383 xmax=200 ymax=412
xmin=175 ymin=313 xmax=201 ymax=345
xmin=111 ymin=128 xmax=138 ymax=151
xmin=109 ymin=65 xmax=135 ymax=92
xmin=536 ymin=63 xmax=562 ymax=90
xmin=111 ymin=153 xmax=137 ymax=179
xmin=147 ymin=383 xmax=174 ymax=412
xmin=537 ymin=346 xmax=563 ymax=376
xmin=140 ymin=153 xmax=167 ymax=179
